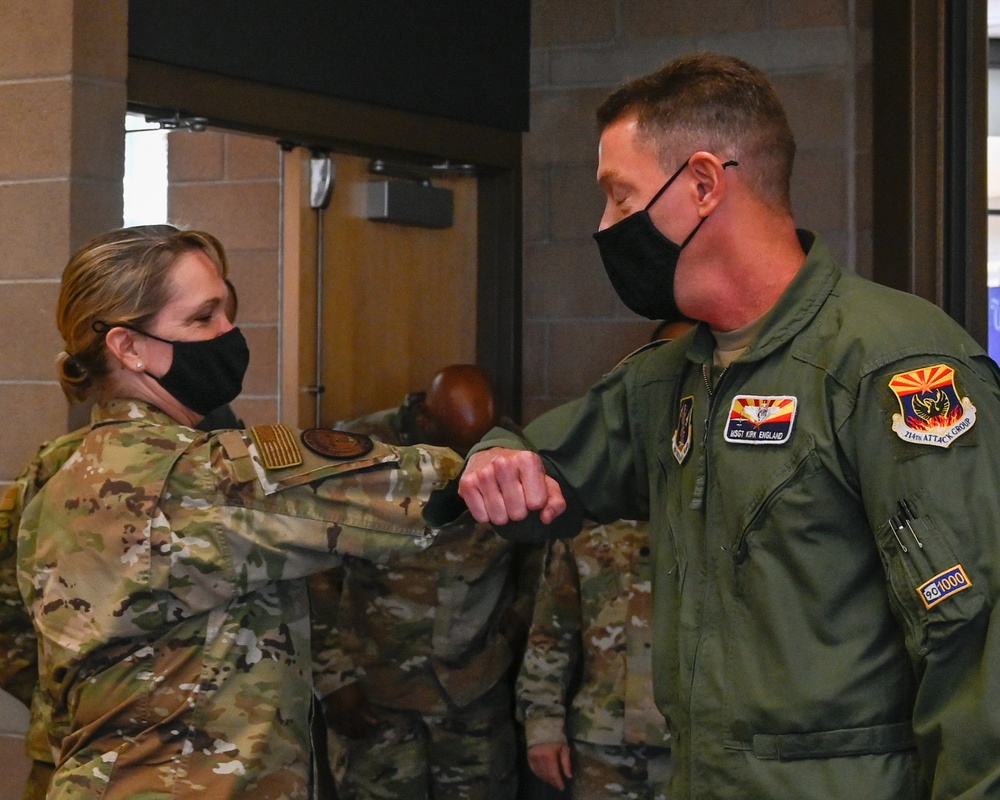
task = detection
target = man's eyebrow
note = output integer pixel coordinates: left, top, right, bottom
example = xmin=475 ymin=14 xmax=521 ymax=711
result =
xmin=598 ymin=169 xmax=631 ymax=192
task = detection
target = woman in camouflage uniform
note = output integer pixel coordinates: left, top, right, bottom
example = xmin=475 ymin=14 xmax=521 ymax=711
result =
xmin=5 ymin=226 xmax=462 ymax=800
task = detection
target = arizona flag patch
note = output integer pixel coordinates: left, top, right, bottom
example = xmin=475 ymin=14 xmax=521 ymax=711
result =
xmin=724 ymin=395 xmax=797 ymax=444
xmin=889 ymin=365 xmax=976 ymax=448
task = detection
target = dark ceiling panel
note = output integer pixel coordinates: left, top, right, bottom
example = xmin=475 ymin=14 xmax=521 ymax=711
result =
xmin=128 ymin=0 xmax=530 ymax=132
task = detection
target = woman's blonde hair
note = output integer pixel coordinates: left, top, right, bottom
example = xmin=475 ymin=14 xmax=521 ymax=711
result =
xmin=56 ymin=225 xmax=229 ymax=402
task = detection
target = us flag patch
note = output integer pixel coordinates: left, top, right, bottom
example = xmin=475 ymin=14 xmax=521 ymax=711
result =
xmin=724 ymin=395 xmax=797 ymax=445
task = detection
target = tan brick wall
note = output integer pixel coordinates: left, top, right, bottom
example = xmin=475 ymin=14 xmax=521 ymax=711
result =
xmin=167 ymin=130 xmax=283 ymax=427
xmin=0 ymin=1 xmax=127 ymax=486
xmin=522 ymin=0 xmax=873 ymax=420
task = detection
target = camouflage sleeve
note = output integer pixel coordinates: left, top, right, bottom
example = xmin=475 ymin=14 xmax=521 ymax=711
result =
xmin=308 ymin=564 xmax=362 ymax=699
xmin=515 ymin=538 xmax=582 ymax=748
xmin=501 ymin=542 xmax=545 ymax=657
xmin=0 ymin=477 xmax=37 ymax=708
xmin=3 ymin=434 xmax=88 ymax=764
xmin=0 ymin=524 xmax=37 ymax=708
xmin=213 ymin=430 xmax=466 ymax=574
xmin=0 ymin=483 xmax=19 ymax=558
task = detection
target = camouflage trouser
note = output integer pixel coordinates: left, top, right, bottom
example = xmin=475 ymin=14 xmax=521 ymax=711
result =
xmin=328 ymin=682 xmax=517 ymax=800
xmin=570 ymin=741 xmax=671 ymax=800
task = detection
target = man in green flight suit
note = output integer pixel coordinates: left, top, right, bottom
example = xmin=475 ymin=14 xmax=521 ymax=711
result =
xmin=457 ymin=52 xmax=1000 ymax=798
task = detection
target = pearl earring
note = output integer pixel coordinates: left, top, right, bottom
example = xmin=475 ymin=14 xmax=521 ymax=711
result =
xmin=136 ymin=361 xmax=144 ymax=370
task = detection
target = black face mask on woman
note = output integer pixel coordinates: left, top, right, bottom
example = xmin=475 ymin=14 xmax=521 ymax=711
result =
xmin=593 ymin=157 xmax=738 ymax=320
xmin=134 ymin=326 xmax=250 ymax=416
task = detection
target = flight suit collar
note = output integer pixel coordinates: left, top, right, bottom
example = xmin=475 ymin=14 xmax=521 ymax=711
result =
xmin=684 ymin=229 xmax=842 ymax=368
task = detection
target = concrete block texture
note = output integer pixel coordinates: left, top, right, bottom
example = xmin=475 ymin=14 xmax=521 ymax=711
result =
xmin=532 ymin=0 xmax=616 ymax=47
xmin=224 ymin=134 xmax=282 ymax=182
xmin=0 ymin=383 xmax=67 ymax=481
xmin=70 ymin=80 xmax=127 ymax=180
xmin=0 ymin=283 xmax=63 ymax=381
xmin=523 ymin=240 xmax=624 ymax=321
xmin=791 ymin=147 xmax=849 ymax=232
xmin=547 ymin=318 xmax=653 ymax=398
xmin=550 ymin=163 xmax=605 ymax=240
xmin=226 ymin=249 xmax=280 ymax=324
xmin=230 ymin=397 xmax=278 ymax=430
xmin=169 ymin=182 xmax=280 ymax=252
xmin=771 ymin=0 xmax=848 ymax=29
xmin=0 ymin=82 xmax=72 ymax=180
xmin=168 ymin=130 xmax=225 ymax=182
xmin=622 ymin=0 xmax=768 ymax=39
xmin=241 ymin=324 xmax=280 ymax=398
xmin=0 ymin=0 xmax=73 ymax=78
xmin=0 ymin=182 xmax=71 ymax=279
xmin=524 ymin=88 xmax=609 ymax=165
xmin=773 ymin=72 xmax=848 ymax=150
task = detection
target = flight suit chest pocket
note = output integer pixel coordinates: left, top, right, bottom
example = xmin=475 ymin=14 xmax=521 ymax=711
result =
xmin=727 ymin=438 xmax=822 ymax=564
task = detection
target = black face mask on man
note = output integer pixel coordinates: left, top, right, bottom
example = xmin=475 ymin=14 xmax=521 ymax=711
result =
xmin=593 ymin=157 xmax=738 ymax=320
xmin=115 ymin=325 xmax=250 ymax=416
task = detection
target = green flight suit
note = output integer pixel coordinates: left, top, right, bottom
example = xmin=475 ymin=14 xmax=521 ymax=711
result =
xmin=474 ymin=232 xmax=1000 ymax=798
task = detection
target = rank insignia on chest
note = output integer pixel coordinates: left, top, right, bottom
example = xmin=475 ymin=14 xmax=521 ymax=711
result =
xmin=672 ymin=395 xmax=695 ymax=464
xmin=724 ymin=395 xmax=797 ymax=445
xmin=889 ymin=364 xmax=976 ymax=448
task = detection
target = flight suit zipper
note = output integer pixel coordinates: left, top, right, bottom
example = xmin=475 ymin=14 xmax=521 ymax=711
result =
xmin=691 ymin=362 xmax=729 ymax=510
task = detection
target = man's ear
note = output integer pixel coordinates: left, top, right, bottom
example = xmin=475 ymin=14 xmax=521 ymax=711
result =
xmin=688 ymin=151 xmax=730 ymax=215
xmin=104 ymin=326 xmax=143 ymax=372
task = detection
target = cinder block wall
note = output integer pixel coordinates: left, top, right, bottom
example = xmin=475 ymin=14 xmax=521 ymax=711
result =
xmin=0 ymin=2 xmax=127 ymax=488
xmin=167 ymin=130 xmax=283 ymax=427
xmin=521 ymin=0 xmax=873 ymax=420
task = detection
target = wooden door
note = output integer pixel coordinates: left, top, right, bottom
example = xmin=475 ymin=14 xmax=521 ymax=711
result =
xmin=283 ymin=151 xmax=479 ymax=428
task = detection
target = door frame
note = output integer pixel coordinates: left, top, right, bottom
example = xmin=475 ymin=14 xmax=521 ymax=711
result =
xmin=128 ymin=57 xmax=524 ymax=420
xmin=871 ymin=0 xmax=987 ymax=343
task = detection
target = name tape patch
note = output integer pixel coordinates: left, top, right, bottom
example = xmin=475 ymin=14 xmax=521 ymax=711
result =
xmin=917 ymin=564 xmax=972 ymax=609
xmin=724 ymin=395 xmax=797 ymax=445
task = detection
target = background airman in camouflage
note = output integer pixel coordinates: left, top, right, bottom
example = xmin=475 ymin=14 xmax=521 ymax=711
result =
xmin=310 ymin=365 xmax=542 ymax=800
xmin=517 ymin=520 xmax=671 ymax=800
xmin=0 ymin=423 xmax=92 ymax=799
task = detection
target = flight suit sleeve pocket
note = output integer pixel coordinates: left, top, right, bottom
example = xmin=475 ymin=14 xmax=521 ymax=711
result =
xmin=873 ymin=494 xmax=988 ymax=657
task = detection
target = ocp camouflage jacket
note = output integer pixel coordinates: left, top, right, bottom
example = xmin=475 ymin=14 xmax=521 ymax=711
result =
xmin=9 ymin=398 xmax=461 ymax=800
xmin=517 ymin=519 xmax=669 ymax=749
